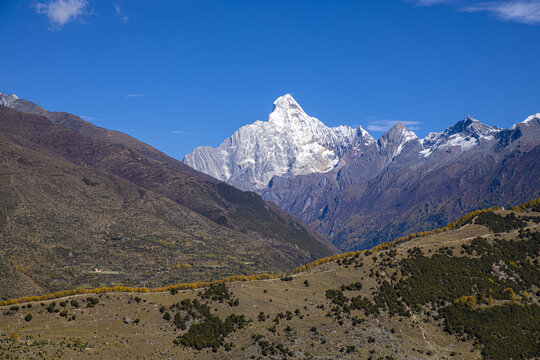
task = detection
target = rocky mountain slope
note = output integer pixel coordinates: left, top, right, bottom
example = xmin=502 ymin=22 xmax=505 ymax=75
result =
xmin=0 ymin=104 xmax=334 ymax=300
xmin=1 ymin=204 xmax=538 ymax=359
xmin=0 ymin=93 xmax=179 ymax=166
xmin=184 ymin=95 xmax=540 ymax=250
xmin=184 ymin=94 xmax=373 ymax=190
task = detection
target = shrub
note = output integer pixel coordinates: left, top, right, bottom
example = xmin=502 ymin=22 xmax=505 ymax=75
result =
xmin=201 ymin=283 xmax=232 ymax=302
xmin=24 ymin=314 xmax=32 ymax=322
xmin=341 ymin=282 xmax=362 ymax=291
xmin=440 ymin=303 xmax=539 ymax=360
xmin=174 ymin=312 xmax=186 ymax=330
xmin=47 ymin=302 xmax=56 ymax=313
xmin=472 ymin=212 xmax=526 ymax=233
xmin=175 ymin=313 xmax=248 ymax=350
xmin=325 ymin=289 xmax=348 ymax=307
xmin=82 ymin=178 xmax=99 ymax=186
xmin=86 ymin=297 xmax=99 ymax=307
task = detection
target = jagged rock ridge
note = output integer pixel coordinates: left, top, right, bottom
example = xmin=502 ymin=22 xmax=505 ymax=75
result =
xmin=184 ymin=94 xmax=374 ymax=190
xmin=183 ymin=95 xmax=540 ymax=250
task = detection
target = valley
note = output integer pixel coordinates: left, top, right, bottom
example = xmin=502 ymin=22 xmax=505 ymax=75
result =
xmin=0 ymin=104 xmax=333 ymax=300
xmin=2 ymin=2 xmax=539 ymax=359
xmin=185 ymin=95 xmax=540 ymax=251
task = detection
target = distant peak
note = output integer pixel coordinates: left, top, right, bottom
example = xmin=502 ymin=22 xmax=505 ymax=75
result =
xmin=523 ymin=113 xmax=540 ymax=124
xmin=0 ymin=93 xmax=20 ymax=107
xmin=445 ymin=115 xmax=492 ymax=137
xmin=273 ymin=94 xmax=304 ymax=112
xmin=0 ymin=93 xmax=19 ymax=100
xmin=390 ymin=122 xmax=407 ymax=131
xmin=387 ymin=122 xmax=418 ymax=138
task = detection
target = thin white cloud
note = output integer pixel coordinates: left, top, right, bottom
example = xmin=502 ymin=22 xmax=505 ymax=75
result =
xmin=171 ymin=130 xmax=196 ymax=135
xmin=35 ymin=0 xmax=87 ymax=27
xmin=125 ymin=93 xmax=144 ymax=98
xmin=408 ymin=0 xmax=540 ymax=25
xmin=462 ymin=1 xmax=540 ymax=25
xmin=412 ymin=0 xmax=454 ymax=6
xmin=366 ymin=118 xmax=421 ymax=132
xmin=114 ymin=3 xmax=128 ymax=22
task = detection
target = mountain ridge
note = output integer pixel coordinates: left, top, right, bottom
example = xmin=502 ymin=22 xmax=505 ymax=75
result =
xmin=0 ymin=103 xmax=335 ymax=299
xmin=184 ymin=94 xmax=540 ymax=250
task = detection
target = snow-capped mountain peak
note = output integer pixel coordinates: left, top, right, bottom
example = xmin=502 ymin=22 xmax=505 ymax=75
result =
xmin=184 ymin=95 xmax=536 ymax=193
xmin=273 ymin=94 xmax=303 ymax=111
xmin=184 ymin=94 xmax=368 ymax=190
xmin=419 ymin=116 xmax=501 ymax=158
xmin=267 ymin=94 xmax=319 ymax=128
xmin=445 ymin=116 xmax=496 ymax=137
xmin=522 ymin=113 xmax=540 ymax=126
xmin=377 ymin=123 xmax=419 ymax=159
xmin=0 ymin=93 xmax=20 ymax=107
xmin=389 ymin=122 xmax=418 ymax=140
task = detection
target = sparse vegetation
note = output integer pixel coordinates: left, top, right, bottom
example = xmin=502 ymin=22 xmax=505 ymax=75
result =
xmin=0 ymin=204 xmax=539 ymax=360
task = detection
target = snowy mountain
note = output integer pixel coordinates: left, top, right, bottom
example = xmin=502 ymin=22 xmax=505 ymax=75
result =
xmin=184 ymin=95 xmax=540 ymax=251
xmin=5 ymin=90 xmax=536 ymax=252
xmin=184 ymin=94 xmax=372 ymax=190
xmin=183 ymin=95 xmax=518 ymax=190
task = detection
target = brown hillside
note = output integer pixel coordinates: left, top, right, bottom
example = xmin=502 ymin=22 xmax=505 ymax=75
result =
xmin=0 ymin=106 xmax=334 ymax=299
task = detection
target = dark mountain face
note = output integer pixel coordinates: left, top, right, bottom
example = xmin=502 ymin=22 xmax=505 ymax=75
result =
xmin=329 ymin=145 xmax=540 ymax=250
xmin=261 ymin=117 xmax=540 ymax=251
xmin=179 ymin=95 xmax=536 ymax=253
xmin=0 ymin=105 xmax=334 ymax=299
xmin=3 ymin=92 xmax=539 ymax=256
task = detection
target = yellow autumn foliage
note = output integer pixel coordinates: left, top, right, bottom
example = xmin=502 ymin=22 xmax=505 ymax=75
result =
xmin=454 ymin=295 xmax=477 ymax=309
xmin=2 ymin=197 xmax=537 ymax=308
xmin=510 ymin=197 xmax=540 ymax=212
xmin=0 ymin=273 xmax=278 ymax=306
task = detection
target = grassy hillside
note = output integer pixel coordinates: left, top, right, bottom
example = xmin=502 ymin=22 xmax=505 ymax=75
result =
xmin=1 ymin=205 xmax=538 ymax=359
xmin=0 ymin=106 xmax=334 ymax=300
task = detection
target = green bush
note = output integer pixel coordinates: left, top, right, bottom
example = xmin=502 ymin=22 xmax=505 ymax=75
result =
xmin=175 ymin=313 xmax=248 ymax=350
xmin=47 ymin=302 xmax=56 ymax=313
xmin=440 ymin=303 xmax=540 ymax=360
xmin=472 ymin=212 xmax=526 ymax=233
xmin=201 ymin=284 xmax=232 ymax=302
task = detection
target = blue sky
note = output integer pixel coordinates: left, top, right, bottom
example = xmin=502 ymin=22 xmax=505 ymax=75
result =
xmin=1 ymin=0 xmax=539 ymax=159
